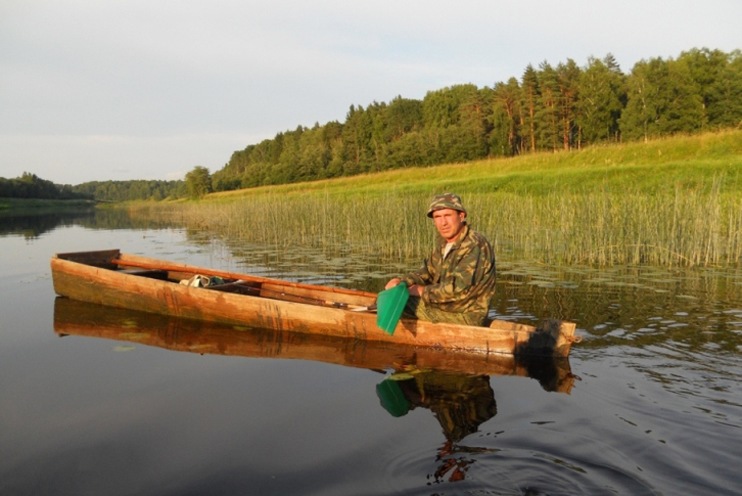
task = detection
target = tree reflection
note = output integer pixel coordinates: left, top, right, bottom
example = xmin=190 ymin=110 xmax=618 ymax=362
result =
xmin=0 ymin=209 xmax=94 ymax=239
xmin=0 ymin=207 xmax=180 ymax=239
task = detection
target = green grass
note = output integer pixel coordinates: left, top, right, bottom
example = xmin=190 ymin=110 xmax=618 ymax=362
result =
xmin=131 ymin=130 xmax=742 ymax=267
xmin=206 ymin=129 xmax=741 ymax=197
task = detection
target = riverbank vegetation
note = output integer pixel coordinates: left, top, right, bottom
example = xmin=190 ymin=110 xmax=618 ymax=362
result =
xmin=210 ymin=48 xmax=741 ymax=192
xmin=133 ymin=130 xmax=741 ymax=268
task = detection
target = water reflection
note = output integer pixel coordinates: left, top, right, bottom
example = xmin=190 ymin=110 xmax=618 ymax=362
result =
xmin=54 ymin=297 xmax=575 ymax=487
xmin=377 ymin=370 xmax=497 ymax=483
xmin=375 ymin=352 xmax=574 ymax=484
xmin=495 ymin=263 xmax=742 ymax=350
xmin=0 ymin=208 xmax=95 ymax=239
xmin=53 ymin=297 xmax=575 ymax=386
xmin=0 ymin=206 xmax=181 ymax=239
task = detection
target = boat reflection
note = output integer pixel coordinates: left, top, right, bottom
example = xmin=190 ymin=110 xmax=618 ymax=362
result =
xmin=54 ymin=297 xmax=575 ymax=484
xmin=54 ymin=297 xmax=575 ymax=387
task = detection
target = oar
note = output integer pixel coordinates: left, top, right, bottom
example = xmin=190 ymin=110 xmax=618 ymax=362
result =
xmin=203 ymin=279 xmax=375 ymax=311
xmin=376 ymin=283 xmax=409 ymax=335
xmin=350 ymin=303 xmax=377 ymax=312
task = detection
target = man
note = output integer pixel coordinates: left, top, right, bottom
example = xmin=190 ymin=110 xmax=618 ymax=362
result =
xmin=385 ymin=193 xmax=496 ymax=326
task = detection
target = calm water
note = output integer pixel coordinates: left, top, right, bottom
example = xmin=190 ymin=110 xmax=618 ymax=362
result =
xmin=1 ymin=210 xmax=740 ymax=496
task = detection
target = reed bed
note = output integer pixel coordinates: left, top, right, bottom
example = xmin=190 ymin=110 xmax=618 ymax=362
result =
xmin=141 ymin=181 xmax=741 ymax=268
xmin=484 ymin=188 xmax=741 ymax=266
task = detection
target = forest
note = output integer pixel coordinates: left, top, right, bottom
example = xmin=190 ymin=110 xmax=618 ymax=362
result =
xmin=0 ymin=173 xmax=185 ymax=203
xmin=71 ymin=179 xmax=186 ymax=202
xmin=0 ymin=172 xmax=90 ymax=201
xmin=211 ymin=48 xmax=741 ymax=192
xmin=3 ymin=47 xmax=739 ymax=202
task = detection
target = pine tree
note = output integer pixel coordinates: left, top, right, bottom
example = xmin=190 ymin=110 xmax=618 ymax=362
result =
xmin=537 ymin=61 xmax=561 ymax=151
xmin=576 ymin=55 xmax=625 ymax=145
xmin=489 ymin=77 xmax=523 ymax=156
xmin=521 ymin=65 xmax=540 ymax=153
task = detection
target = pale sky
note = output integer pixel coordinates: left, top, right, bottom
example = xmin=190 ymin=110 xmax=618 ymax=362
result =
xmin=2 ymin=0 xmax=740 ymax=185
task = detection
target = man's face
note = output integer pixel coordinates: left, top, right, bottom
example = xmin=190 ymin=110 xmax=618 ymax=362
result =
xmin=432 ymin=208 xmax=466 ymax=242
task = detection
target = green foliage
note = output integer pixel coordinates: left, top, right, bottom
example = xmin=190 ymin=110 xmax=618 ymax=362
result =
xmin=0 ymin=172 xmax=179 ymax=207
xmin=209 ymin=47 xmax=740 ymax=194
xmin=576 ymin=55 xmax=625 ymax=145
xmin=72 ymin=179 xmax=185 ymax=201
xmin=0 ymin=172 xmax=91 ymax=200
xmin=185 ymin=166 xmax=212 ymax=199
xmin=488 ymin=78 xmax=523 ymax=156
xmin=621 ymin=56 xmax=707 ymax=140
xmin=677 ymin=48 xmax=742 ymax=128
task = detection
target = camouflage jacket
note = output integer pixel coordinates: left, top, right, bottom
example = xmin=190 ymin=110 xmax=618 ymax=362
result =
xmin=400 ymin=225 xmax=496 ymax=318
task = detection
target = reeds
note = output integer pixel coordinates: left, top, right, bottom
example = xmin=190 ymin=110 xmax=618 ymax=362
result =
xmin=485 ymin=187 xmax=741 ymax=267
xmin=143 ymin=180 xmax=741 ymax=268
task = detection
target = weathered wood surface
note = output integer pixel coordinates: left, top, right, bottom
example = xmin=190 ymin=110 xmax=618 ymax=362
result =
xmin=51 ymin=250 xmax=579 ymax=357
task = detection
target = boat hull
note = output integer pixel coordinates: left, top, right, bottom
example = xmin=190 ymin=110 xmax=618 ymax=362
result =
xmin=51 ymin=250 xmax=579 ymax=357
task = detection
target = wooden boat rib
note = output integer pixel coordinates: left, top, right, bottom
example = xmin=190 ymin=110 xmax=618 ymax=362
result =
xmin=51 ymin=249 xmax=579 ymax=357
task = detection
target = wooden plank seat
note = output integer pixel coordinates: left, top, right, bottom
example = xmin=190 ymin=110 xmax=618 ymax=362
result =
xmin=118 ymin=268 xmax=169 ymax=280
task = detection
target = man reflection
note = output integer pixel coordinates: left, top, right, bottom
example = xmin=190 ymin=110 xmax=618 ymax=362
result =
xmin=376 ymin=369 xmax=497 ymax=483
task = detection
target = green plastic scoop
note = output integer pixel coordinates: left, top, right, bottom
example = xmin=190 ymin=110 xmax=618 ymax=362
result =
xmin=376 ymin=379 xmax=411 ymax=417
xmin=376 ymin=282 xmax=409 ymax=335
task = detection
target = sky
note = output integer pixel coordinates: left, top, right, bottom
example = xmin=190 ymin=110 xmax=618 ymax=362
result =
xmin=2 ymin=1 xmax=740 ymax=185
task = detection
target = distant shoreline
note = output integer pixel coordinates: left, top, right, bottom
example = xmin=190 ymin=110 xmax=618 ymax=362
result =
xmin=0 ymin=198 xmax=96 ymax=212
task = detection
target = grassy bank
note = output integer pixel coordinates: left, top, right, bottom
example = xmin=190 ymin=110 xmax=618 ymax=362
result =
xmin=133 ymin=130 xmax=742 ymax=267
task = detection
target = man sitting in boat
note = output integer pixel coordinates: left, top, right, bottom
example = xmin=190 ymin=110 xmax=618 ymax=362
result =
xmin=385 ymin=193 xmax=496 ymax=326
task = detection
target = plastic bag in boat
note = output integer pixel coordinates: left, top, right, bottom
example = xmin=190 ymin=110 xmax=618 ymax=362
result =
xmin=179 ymin=275 xmax=224 ymax=287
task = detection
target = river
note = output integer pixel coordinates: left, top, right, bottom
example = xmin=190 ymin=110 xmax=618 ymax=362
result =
xmin=1 ymin=209 xmax=740 ymax=495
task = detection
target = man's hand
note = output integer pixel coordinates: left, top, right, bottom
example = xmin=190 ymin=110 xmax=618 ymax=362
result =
xmin=408 ymin=284 xmax=422 ymax=297
xmin=386 ymin=279 xmax=422 ymax=297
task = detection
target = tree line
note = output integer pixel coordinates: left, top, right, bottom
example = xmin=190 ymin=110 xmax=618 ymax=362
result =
xmin=0 ymin=173 xmax=186 ymax=202
xmin=72 ymin=179 xmax=186 ymax=202
xmin=0 ymin=172 xmax=90 ymax=200
xmin=210 ymin=47 xmax=741 ymax=192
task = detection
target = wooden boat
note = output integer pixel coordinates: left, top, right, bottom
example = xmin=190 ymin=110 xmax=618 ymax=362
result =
xmin=51 ymin=249 xmax=580 ymax=357
xmin=53 ymin=298 xmax=576 ymax=393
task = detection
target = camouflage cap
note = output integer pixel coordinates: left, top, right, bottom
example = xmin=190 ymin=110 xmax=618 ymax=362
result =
xmin=426 ymin=193 xmax=467 ymax=218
